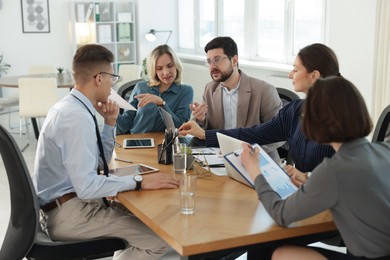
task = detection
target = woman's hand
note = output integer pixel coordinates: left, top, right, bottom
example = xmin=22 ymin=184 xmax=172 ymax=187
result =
xmin=178 ymin=121 xmax=206 ymax=139
xmin=240 ymin=143 xmax=262 ymax=181
xmin=285 ymin=165 xmax=309 ymax=187
xmin=135 ymin=93 xmax=164 ymax=107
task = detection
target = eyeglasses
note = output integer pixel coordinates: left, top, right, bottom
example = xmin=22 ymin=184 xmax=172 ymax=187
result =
xmin=203 ymin=56 xmax=230 ymax=67
xmin=187 ymin=151 xmax=213 ymax=179
xmin=93 ymin=72 xmax=121 ymax=85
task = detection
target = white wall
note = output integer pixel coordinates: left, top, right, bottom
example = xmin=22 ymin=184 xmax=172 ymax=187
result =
xmin=0 ymin=0 xmax=379 ymax=114
xmin=327 ymin=0 xmax=377 ymax=113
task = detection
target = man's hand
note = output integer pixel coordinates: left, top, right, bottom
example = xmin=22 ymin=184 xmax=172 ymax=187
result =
xmin=178 ymin=121 xmax=206 ymax=140
xmin=142 ymin=173 xmax=179 ymax=190
xmin=135 ymin=93 xmax=164 ymax=107
xmin=95 ymin=100 xmax=119 ymax=127
xmin=190 ymin=102 xmax=208 ymax=123
xmin=285 ymin=165 xmax=308 ymax=187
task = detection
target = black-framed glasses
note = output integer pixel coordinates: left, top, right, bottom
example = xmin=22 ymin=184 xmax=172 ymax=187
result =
xmin=93 ymin=72 xmax=121 ymax=85
xmin=203 ymin=56 xmax=230 ymax=67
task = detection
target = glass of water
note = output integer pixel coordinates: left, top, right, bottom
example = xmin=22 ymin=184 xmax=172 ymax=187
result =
xmin=173 ymin=143 xmax=187 ymax=174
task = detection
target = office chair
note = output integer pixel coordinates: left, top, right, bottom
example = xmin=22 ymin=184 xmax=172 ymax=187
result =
xmin=0 ymin=124 xmax=128 ymax=260
xmin=371 ymin=104 xmax=390 ymax=142
xmin=116 ymin=78 xmax=145 ymax=114
xmin=276 ymin=87 xmax=300 ymax=165
xmin=117 ymin=64 xmax=142 ymax=87
xmin=18 ymin=78 xmax=59 ymax=151
xmin=276 ymin=87 xmax=300 ymax=106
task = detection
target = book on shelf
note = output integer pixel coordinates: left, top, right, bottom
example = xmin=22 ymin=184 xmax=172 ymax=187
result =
xmin=95 ymin=3 xmax=100 ymax=22
xmin=85 ymin=3 xmax=94 ymax=22
xmin=77 ymin=4 xmax=85 ymax=22
xmin=98 ymin=25 xmax=112 ymax=43
xmin=117 ymin=23 xmax=131 ymax=42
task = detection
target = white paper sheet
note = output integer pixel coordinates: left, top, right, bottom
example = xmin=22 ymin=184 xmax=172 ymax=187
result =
xmin=108 ymin=88 xmax=137 ymax=111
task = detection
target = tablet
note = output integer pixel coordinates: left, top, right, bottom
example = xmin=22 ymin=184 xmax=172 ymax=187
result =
xmin=109 ymin=164 xmax=159 ymax=177
xmin=123 ymin=138 xmax=155 ymax=148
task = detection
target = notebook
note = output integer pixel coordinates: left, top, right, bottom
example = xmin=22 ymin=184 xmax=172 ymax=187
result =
xmin=217 ymin=133 xmax=297 ymax=198
xmin=159 ymin=107 xmax=205 ymax=147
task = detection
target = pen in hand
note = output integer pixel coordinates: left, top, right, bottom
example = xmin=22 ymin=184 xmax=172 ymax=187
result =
xmin=115 ymin=157 xmax=133 ymax=163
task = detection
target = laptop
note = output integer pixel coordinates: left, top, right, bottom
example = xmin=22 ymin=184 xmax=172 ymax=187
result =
xmin=159 ymin=107 xmax=205 ymax=147
xmin=217 ymin=133 xmax=250 ymax=187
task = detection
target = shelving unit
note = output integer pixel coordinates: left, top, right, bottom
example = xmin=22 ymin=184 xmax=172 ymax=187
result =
xmin=70 ymin=1 xmax=137 ymax=73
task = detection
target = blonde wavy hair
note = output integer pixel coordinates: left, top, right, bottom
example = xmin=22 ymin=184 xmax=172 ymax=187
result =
xmin=147 ymin=44 xmax=183 ymax=87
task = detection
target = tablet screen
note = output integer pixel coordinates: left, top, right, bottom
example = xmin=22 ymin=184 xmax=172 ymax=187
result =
xmin=123 ymin=138 xmax=154 ymax=148
xmin=109 ymin=164 xmax=159 ymax=177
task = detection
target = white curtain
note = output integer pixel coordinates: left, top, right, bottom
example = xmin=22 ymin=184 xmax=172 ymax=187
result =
xmin=373 ymin=0 xmax=390 ymax=124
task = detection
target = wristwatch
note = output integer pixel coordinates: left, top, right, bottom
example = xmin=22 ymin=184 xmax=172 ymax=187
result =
xmin=133 ymin=175 xmax=143 ymax=191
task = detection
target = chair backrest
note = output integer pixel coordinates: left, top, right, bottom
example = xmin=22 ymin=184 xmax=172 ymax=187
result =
xmin=0 ymin=124 xmax=39 ymax=259
xmin=118 ymin=64 xmax=142 ymax=87
xmin=29 ymin=65 xmax=55 ymax=75
xmin=116 ymin=78 xmax=145 ymax=114
xmin=372 ymin=104 xmax=390 ymax=142
xmin=18 ymin=78 xmax=59 ymax=118
xmin=276 ymin=87 xmax=300 ymax=106
xmin=276 ymin=88 xmax=300 ymax=165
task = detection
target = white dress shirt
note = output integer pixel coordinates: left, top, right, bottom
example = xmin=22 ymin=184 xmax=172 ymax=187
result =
xmin=32 ymin=89 xmax=135 ymax=206
xmin=222 ymin=81 xmax=240 ymax=129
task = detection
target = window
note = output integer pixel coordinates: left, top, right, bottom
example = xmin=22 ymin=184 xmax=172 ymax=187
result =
xmin=178 ymin=0 xmax=326 ymax=65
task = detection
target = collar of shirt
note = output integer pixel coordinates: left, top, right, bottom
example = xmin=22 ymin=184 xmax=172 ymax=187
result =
xmin=151 ymin=82 xmax=181 ymax=95
xmin=70 ymin=88 xmax=97 ymax=116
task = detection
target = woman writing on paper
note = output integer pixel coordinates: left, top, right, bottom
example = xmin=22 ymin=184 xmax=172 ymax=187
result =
xmin=241 ymin=76 xmax=390 ymax=259
xmin=117 ymin=44 xmax=193 ymax=133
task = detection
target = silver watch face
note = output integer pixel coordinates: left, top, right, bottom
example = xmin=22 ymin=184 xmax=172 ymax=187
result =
xmin=134 ymin=175 xmax=143 ymax=182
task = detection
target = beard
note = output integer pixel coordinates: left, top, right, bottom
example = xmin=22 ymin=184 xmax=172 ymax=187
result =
xmin=210 ymin=67 xmax=234 ymax=82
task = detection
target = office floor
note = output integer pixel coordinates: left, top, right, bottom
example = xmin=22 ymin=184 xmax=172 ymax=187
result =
xmin=0 ymin=110 xmax=344 ymax=259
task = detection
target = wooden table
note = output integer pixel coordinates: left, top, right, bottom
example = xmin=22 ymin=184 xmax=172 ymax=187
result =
xmin=0 ymin=73 xmax=74 ymax=139
xmin=114 ymin=133 xmax=337 ymax=259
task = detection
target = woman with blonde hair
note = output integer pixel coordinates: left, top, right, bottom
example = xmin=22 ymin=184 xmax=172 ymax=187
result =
xmin=117 ymin=44 xmax=193 ymax=133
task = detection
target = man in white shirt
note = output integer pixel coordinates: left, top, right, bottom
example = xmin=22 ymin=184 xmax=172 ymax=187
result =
xmin=32 ymin=44 xmax=178 ymax=260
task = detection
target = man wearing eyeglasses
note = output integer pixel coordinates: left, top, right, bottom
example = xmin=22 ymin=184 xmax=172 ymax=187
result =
xmin=32 ymin=44 xmax=179 ymax=259
xmin=190 ymin=36 xmax=283 ymax=160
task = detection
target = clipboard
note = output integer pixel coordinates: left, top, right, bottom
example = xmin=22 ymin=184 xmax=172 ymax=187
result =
xmin=224 ymin=144 xmax=298 ymax=199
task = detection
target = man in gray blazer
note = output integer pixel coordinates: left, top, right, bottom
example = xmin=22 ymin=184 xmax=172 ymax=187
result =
xmin=190 ymin=36 xmax=283 ymax=160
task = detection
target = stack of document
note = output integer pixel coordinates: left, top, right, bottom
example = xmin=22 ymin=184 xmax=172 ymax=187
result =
xmin=192 ymin=148 xmax=227 ymax=176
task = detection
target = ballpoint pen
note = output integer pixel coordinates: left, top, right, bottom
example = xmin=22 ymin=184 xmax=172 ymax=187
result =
xmin=114 ymin=157 xmax=133 ymax=163
xmin=115 ymin=142 xmax=121 ymax=148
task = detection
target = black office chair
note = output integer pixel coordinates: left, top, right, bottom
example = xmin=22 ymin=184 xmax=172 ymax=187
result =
xmin=276 ymin=87 xmax=300 ymax=106
xmin=371 ymin=104 xmax=390 ymax=143
xmin=0 ymin=124 xmax=127 ymax=260
xmin=116 ymin=78 xmax=145 ymax=114
xmin=276 ymin=88 xmax=300 ymax=165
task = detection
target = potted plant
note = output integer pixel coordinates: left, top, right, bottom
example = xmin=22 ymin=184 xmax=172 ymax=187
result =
xmin=57 ymin=67 xmax=64 ymax=74
xmin=141 ymin=58 xmax=148 ymax=79
xmin=0 ymin=54 xmax=10 ymax=78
